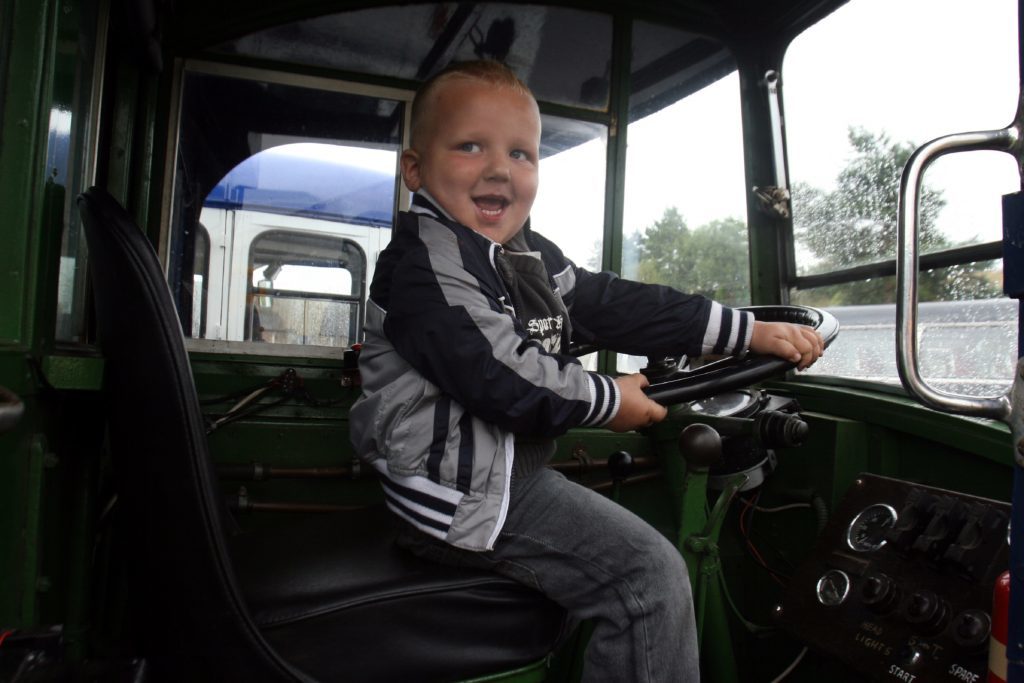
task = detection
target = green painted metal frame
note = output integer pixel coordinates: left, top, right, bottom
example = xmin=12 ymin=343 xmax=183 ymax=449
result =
xmin=0 ymin=0 xmax=63 ymax=631
xmin=0 ymin=0 xmax=54 ymax=348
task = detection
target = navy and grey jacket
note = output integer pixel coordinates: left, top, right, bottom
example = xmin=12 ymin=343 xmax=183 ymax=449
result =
xmin=350 ymin=194 xmax=754 ymax=550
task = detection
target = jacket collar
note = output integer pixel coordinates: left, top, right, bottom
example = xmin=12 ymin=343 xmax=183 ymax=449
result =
xmin=410 ymin=192 xmax=534 ymax=251
xmin=411 ymin=191 xmax=453 ymax=222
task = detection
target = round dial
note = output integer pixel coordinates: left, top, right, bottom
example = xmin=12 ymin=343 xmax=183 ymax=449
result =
xmin=815 ymin=569 xmax=851 ymax=606
xmin=846 ymin=503 xmax=898 ymax=552
xmin=682 ymin=390 xmax=760 ymax=418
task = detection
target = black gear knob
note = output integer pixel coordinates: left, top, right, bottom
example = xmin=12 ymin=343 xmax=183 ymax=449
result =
xmin=678 ymin=423 xmax=722 ymax=469
xmin=607 ymin=451 xmax=634 ymax=481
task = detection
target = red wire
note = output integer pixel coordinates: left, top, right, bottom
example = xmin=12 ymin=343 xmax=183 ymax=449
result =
xmin=0 ymin=629 xmax=13 ymax=647
xmin=739 ymin=492 xmax=788 ymax=587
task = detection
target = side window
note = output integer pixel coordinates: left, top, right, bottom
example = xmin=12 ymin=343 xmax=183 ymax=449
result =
xmin=51 ymin=1 xmax=104 ymax=343
xmin=169 ymin=66 xmax=403 ymax=353
xmin=784 ymin=0 xmax=1019 ymax=395
xmin=619 ymin=22 xmax=745 ymax=372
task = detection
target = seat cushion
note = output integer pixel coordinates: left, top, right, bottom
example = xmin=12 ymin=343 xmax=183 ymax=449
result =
xmin=230 ymin=505 xmax=568 ymax=682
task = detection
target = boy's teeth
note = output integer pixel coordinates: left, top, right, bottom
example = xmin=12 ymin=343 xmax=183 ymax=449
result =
xmin=475 ymin=197 xmax=506 ymax=215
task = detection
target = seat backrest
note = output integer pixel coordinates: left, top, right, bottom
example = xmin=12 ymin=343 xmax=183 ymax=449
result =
xmin=77 ymin=187 xmax=309 ymax=681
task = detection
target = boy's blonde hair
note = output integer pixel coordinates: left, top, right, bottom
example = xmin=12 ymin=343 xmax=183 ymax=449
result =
xmin=409 ymin=60 xmax=535 ymax=148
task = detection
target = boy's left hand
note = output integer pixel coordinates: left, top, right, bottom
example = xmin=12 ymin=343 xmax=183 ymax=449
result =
xmin=749 ymin=320 xmax=824 ymax=370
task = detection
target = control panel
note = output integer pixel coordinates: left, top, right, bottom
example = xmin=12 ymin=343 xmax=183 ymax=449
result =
xmin=779 ymin=473 xmax=1010 ymax=683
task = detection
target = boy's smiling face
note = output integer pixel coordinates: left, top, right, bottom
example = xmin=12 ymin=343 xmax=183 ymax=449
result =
xmin=401 ymin=77 xmax=541 ymax=245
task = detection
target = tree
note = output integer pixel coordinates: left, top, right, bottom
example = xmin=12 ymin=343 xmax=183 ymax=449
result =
xmin=630 ymin=208 xmax=750 ymax=305
xmin=792 ymin=128 xmax=998 ymax=305
xmin=585 ymin=233 xmax=640 ymax=274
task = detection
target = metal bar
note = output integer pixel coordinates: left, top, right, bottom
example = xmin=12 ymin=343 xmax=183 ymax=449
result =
xmin=217 ymin=463 xmax=356 ymax=480
xmin=549 ymin=455 xmax=659 ymax=476
xmin=250 ymin=288 xmax=361 ymax=304
xmin=597 ymin=13 xmax=632 ymax=376
xmin=765 ymin=70 xmax=787 ymax=190
xmin=896 ymin=127 xmax=1019 ymax=419
xmin=737 ymin=44 xmax=789 ymax=306
xmin=898 ymin=125 xmax=1024 ymax=680
xmin=793 ymin=241 xmax=1002 ymax=290
xmin=588 ymin=471 xmax=662 ymax=493
xmin=227 ymin=497 xmax=365 ymax=514
xmin=700 ymin=577 xmax=740 ymax=683
xmin=216 ymin=459 xmax=660 ymax=482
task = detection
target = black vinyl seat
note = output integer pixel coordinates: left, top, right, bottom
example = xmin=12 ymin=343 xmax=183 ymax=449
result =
xmin=77 ymin=186 xmax=567 ymax=682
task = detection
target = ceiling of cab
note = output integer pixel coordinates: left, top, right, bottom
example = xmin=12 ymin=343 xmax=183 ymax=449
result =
xmin=164 ymin=0 xmax=845 ymax=153
xmin=180 ymin=1 xmax=845 ymax=112
xmin=211 ymin=5 xmax=615 ymax=111
xmin=172 ymin=0 xmax=846 ymax=55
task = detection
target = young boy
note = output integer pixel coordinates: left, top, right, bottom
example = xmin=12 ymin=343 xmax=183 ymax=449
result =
xmin=350 ymin=60 xmax=822 ymax=682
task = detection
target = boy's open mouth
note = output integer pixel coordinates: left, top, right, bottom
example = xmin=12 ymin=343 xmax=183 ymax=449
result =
xmin=474 ymin=195 xmax=509 ymax=218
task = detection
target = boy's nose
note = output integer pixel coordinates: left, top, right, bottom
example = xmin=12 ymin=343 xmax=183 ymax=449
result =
xmin=484 ymin=156 xmax=511 ymax=181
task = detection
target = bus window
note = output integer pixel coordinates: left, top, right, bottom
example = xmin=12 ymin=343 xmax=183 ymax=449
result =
xmin=784 ymin=0 xmax=1019 ymax=394
xmin=168 ymin=66 xmax=403 ymax=353
xmin=247 ymin=231 xmax=365 ymax=348
xmin=618 ymin=22 xmax=744 ymax=372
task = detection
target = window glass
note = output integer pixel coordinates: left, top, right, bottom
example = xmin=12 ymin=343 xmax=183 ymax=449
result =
xmin=785 ymin=0 xmax=1018 ymax=393
xmin=794 ymin=280 xmax=1015 ymax=397
xmin=214 ymin=3 xmax=613 ymax=111
xmin=532 ymin=116 xmax=606 ymax=267
xmin=619 ymin=22 xmax=745 ymax=372
xmin=787 ymin=0 xmax=1018 ymax=275
xmin=53 ymin=1 xmax=103 ymax=342
xmin=171 ymin=68 xmax=402 ymax=351
xmin=247 ymin=232 xmax=365 ymax=347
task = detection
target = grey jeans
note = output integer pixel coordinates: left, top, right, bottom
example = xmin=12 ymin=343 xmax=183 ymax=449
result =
xmin=397 ymin=467 xmax=700 ymax=682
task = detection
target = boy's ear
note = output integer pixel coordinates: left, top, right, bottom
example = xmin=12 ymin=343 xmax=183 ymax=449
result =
xmin=400 ymin=149 xmax=422 ymax=192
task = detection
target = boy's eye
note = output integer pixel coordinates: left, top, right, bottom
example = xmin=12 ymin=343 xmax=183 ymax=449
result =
xmin=458 ymin=142 xmax=481 ymax=153
xmin=510 ymin=150 xmax=534 ymax=162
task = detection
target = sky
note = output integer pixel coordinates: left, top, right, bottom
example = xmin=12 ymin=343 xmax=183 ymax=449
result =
xmin=532 ymin=0 xmax=1021 ymax=268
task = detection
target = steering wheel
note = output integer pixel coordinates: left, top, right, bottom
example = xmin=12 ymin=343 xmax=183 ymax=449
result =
xmin=642 ymin=305 xmax=839 ymax=405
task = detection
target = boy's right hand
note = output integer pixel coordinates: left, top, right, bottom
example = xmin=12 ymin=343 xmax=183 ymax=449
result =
xmin=607 ymin=373 xmax=668 ymax=432
xmin=749 ymin=320 xmax=824 ymax=370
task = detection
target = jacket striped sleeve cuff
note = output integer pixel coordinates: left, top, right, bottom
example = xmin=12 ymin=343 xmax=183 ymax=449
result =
xmin=582 ymin=373 xmax=621 ymax=427
xmin=702 ymin=303 xmax=755 ymax=356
